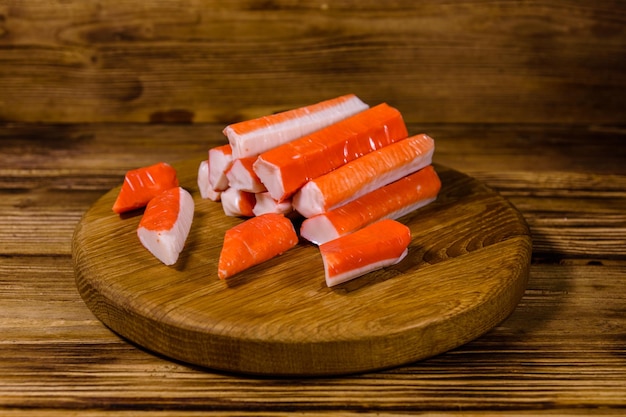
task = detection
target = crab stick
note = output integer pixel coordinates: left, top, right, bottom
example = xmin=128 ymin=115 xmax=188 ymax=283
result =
xmin=218 ymin=213 xmax=299 ymax=279
xmin=137 ymin=187 xmax=194 ymax=266
xmin=253 ymin=103 xmax=409 ymax=202
xmin=293 ymin=133 xmax=435 ymax=218
xmin=301 ymin=165 xmax=441 ymax=244
xmin=225 ymin=156 xmax=266 ymax=193
xmin=252 ymin=192 xmax=293 ymax=217
xmin=320 ymin=219 xmax=411 ymax=287
xmin=112 ymin=162 xmax=179 ymax=214
xmin=208 ymin=144 xmax=233 ymax=191
xmin=221 ymin=187 xmax=256 ymax=217
xmin=197 ymin=160 xmax=221 ymax=201
xmin=224 ymin=94 xmax=369 ymax=159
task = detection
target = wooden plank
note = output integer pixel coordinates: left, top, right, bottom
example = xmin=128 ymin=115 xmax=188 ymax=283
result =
xmin=1 ymin=123 xmax=625 ymax=174
xmin=1 ymin=1 xmax=625 ymax=124
xmin=1 ymin=259 xmax=625 ymax=410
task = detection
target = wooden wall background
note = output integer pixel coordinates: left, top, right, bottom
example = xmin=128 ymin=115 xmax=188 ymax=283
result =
xmin=1 ymin=0 xmax=625 ymax=126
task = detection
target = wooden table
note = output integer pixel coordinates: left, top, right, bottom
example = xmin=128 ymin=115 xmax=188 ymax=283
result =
xmin=2 ymin=122 xmax=624 ymax=416
xmin=1 ymin=1 xmax=625 ymax=415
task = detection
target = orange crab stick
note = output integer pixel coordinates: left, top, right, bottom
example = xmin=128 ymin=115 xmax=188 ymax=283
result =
xmin=137 ymin=187 xmax=194 ymax=266
xmin=293 ymin=133 xmax=435 ymax=218
xmin=301 ymin=165 xmax=441 ymax=245
xmin=223 ymin=94 xmax=369 ymax=159
xmin=253 ymin=103 xmax=409 ymax=202
xmin=225 ymin=156 xmax=266 ymax=193
xmin=320 ymin=219 xmax=411 ymax=287
xmin=112 ymin=162 xmax=179 ymax=214
xmin=208 ymin=144 xmax=233 ymax=191
xmin=218 ymin=213 xmax=299 ymax=279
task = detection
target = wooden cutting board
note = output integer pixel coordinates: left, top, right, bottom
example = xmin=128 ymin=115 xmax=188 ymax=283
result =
xmin=73 ymin=159 xmax=531 ymax=376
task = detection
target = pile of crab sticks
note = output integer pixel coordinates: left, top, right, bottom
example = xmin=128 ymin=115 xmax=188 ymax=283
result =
xmin=199 ymin=94 xmax=441 ymax=286
xmin=111 ymin=94 xmax=441 ymax=287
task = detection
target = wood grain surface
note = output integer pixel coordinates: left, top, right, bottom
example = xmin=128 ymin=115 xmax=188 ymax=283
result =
xmin=1 ymin=122 xmax=626 ymax=415
xmin=2 ymin=0 xmax=626 ymax=414
xmin=1 ymin=1 xmax=625 ymax=125
xmin=73 ymin=160 xmax=531 ymax=376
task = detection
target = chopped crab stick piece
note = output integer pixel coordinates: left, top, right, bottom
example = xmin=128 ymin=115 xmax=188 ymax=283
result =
xmin=197 ymin=160 xmax=221 ymax=201
xmin=226 ymin=157 xmax=266 ymax=193
xmin=208 ymin=144 xmax=233 ymax=191
xmin=320 ymin=219 xmax=411 ymax=287
xmin=221 ymin=187 xmax=256 ymax=217
xmin=112 ymin=162 xmax=179 ymax=214
xmin=293 ymin=133 xmax=435 ymax=218
xmin=252 ymin=192 xmax=293 ymax=217
xmin=224 ymin=94 xmax=369 ymax=159
xmin=301 ymin=165 xmax=441 ymax=244
xmin=218 ymin=213 xmax=299 ymax=279
xmin=137 ymin=187 xmax=194 ymax=266
xmin=253 ymin=103 xmax=409 ymax=202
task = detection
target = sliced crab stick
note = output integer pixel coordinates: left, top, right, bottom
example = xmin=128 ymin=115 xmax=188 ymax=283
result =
xmin=224 ymin=94 xmax=369 ymax=159
xmin=225 ymin=156 xmax=266 ymax=193
xmin=293 ymin=133 xmax=435 ymax=218
xmin=252 ymin=192 xmax=293 ymax=217
xmin=320 ymin=219 xmax=411 ymax=287
xmin=208 ymin=144 xmax=233 ymax=191
xmin=112 ymin=162 xmax=179 ymax=214
xmin=197 ymin=160 xmax=221 ymax=201
xmin=218 ymin=213 xmax=299 ymax=279
xmin=221 ymin=187 xmax=256 ymax=217
xmin=137 ymin=187 xmax=194 ymax=266
xmin=301 ymin=165 xmax=441 ymax=244
xmin=253 ymin=103 xmax=409 ymax=202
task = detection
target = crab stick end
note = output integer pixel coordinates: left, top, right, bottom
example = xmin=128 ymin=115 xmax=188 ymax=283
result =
xmin=208 ymin=145 xmax=233 ymax=191
xmin=226 ymin=157 xmax=267 ymax=193
xmin=292 ymin=181 xmax=326 ymax=218
xmin=252 ymin=157 xmax=287 ymax=201
xmin=252 ymin=192 xmax=293 ymax=217
xmin=137 ymin=188 xmax=194 ymax=266
xmin=221 ymin=188 xmax=256 ymax=217
xmin=300 ymin=214 xmax=341 ymax=245
xmin=197 ymin=160 xmax=222 ymax=201
xmin=223 ymin=126 xmax=246 ymax=159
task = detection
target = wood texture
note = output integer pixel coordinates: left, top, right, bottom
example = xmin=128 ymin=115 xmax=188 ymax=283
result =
xmin=1 ymin=122 xmax=626 ymax=414
xmin=2 ymin=0 xmax=626 ymax=413
xmin=1 ymin=1 xmax=625 ymax=124
xmin=73 ymin=160 xmax=531 ymax=376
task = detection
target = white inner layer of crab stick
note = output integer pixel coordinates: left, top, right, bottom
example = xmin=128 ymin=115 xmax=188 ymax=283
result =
xmin=223 ymin=94 xmax=369 ymax=159
xmin=208 ymin=144 xmax=233 ymax=191
xmin=319 ymin=219 xmax=411 ymax=287
xmin=137 ymin=187 xmax=194 ymax=266
xmin=197 ymin=160 xmax=221 ymax=201
xmin=221 ymin=187 xmax=256 ymax=217
xmin=225 ymin=156 xmax=267 ymax=193
xmin=293 ymin=133 xmax=435 ymax=218
xmin=252 ymin=192 xmax=292 ymax=216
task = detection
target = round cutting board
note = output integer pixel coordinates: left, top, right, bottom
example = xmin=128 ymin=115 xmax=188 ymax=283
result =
xmin=73 ymin=159 xmax=531 ymax=376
